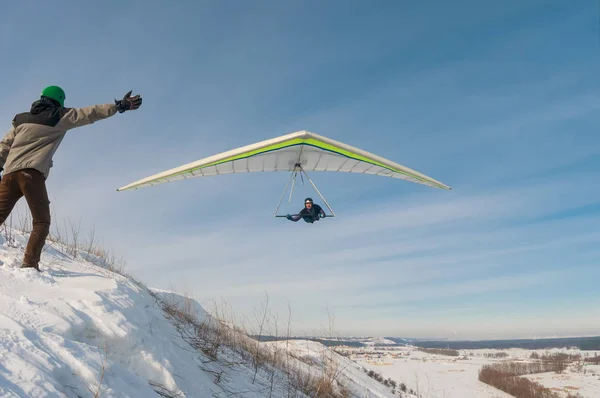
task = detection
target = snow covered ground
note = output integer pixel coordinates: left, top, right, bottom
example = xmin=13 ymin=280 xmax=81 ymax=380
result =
xmin=0 ymin=229 xmax=398 ymax=397
xmin=356 ymin=347 xmax=511 ymax=398
xmin=353 ymin=345 xmax=600 ymax=398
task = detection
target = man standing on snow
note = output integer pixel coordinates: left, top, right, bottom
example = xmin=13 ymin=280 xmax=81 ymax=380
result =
xmin=0 ymin=86 xmax=142 ymax=271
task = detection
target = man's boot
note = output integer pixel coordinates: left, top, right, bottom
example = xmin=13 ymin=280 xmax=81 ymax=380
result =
xmin=21 ymin=262 xmax=40 ymax=271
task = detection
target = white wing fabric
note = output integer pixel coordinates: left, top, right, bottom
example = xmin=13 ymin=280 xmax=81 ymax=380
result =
xmin=117 ymin=130 xmax=451 ymax=191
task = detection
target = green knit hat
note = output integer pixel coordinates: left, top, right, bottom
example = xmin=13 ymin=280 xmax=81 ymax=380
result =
xmin=41 ymin=86 xmax=66 ymax=107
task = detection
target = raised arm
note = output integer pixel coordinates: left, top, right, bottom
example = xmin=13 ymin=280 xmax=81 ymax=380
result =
xmin=56 ymin=90 xmax=142 ymax=131
xmin=57 ymin=104 xmax=118 ymax=130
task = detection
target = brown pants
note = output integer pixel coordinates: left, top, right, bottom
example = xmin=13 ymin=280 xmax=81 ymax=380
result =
xmin=0 ymin=169 xmax=50 ymax=268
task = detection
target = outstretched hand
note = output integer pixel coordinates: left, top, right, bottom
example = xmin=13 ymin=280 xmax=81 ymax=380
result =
xmin=115 ymin=90 xmax=143 ymax=113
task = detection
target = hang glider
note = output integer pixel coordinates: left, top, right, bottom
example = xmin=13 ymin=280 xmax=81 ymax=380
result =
xmin=116 ymin=130 xmax=451 ymax=216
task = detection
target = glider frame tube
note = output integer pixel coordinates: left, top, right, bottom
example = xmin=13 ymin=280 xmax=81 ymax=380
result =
xmin=274 ymin=164 xmax=336 ymax=218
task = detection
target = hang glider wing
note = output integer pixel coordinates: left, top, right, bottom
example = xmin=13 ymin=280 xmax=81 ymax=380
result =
xmin=116 ymin=130 xmax=451 ymax=191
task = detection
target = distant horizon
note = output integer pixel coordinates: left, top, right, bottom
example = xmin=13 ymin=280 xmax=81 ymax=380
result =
xmin=256 ymin=334 xmax=600 ymax=342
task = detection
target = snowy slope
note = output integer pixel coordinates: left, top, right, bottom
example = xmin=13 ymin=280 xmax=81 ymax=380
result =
xmin=0 ymin=231 xmax=265 ymax=397
xmin=0 ymin=229 xmax=395 ymax=397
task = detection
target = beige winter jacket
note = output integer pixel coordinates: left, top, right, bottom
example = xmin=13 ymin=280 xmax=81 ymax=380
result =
xmin=0 ymin=99 xmax=118 ymax=179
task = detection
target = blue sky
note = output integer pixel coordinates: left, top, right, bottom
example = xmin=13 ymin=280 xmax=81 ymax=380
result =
xmin=1 ymin=0 xmax=599 ymax=340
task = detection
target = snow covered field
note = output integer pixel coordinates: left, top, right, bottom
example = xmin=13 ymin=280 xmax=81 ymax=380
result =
xmin=353 ymin=345 xmax=600 ymax=398
xmin=0 ymin=229 xmax=398 ymax=397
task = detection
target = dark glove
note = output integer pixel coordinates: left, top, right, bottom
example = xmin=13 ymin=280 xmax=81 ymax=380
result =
xmin=321 ymin=213 xmax=326 ymax=219
xmin=115 ymin=90 xmax=142 ymax=113
xmin=286 ymin=214 xmax=292 ymax=220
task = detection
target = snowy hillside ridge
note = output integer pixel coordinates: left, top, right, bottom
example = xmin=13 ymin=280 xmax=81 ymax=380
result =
xmin=363 ymin=338 xmax=398 ymax=347
xmin=0 ymin=228 xmax=398 ymax=397
xmin=149 ymin=288 xmax=400 ymax=397
xmin=262 ymin=340 xmax=414 ymax=398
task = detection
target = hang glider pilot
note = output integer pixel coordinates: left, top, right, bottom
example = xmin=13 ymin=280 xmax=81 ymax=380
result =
xmin=287 ymin=198 xmax=326 ymax=224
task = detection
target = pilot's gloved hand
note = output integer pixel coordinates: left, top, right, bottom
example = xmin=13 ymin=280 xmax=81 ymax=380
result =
xmin=286 ymin=214 xmax=292 ymax=220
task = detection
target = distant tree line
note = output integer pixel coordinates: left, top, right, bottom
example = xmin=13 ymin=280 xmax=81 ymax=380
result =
xmin=387 ymin=336 xmax=600 ymax=350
